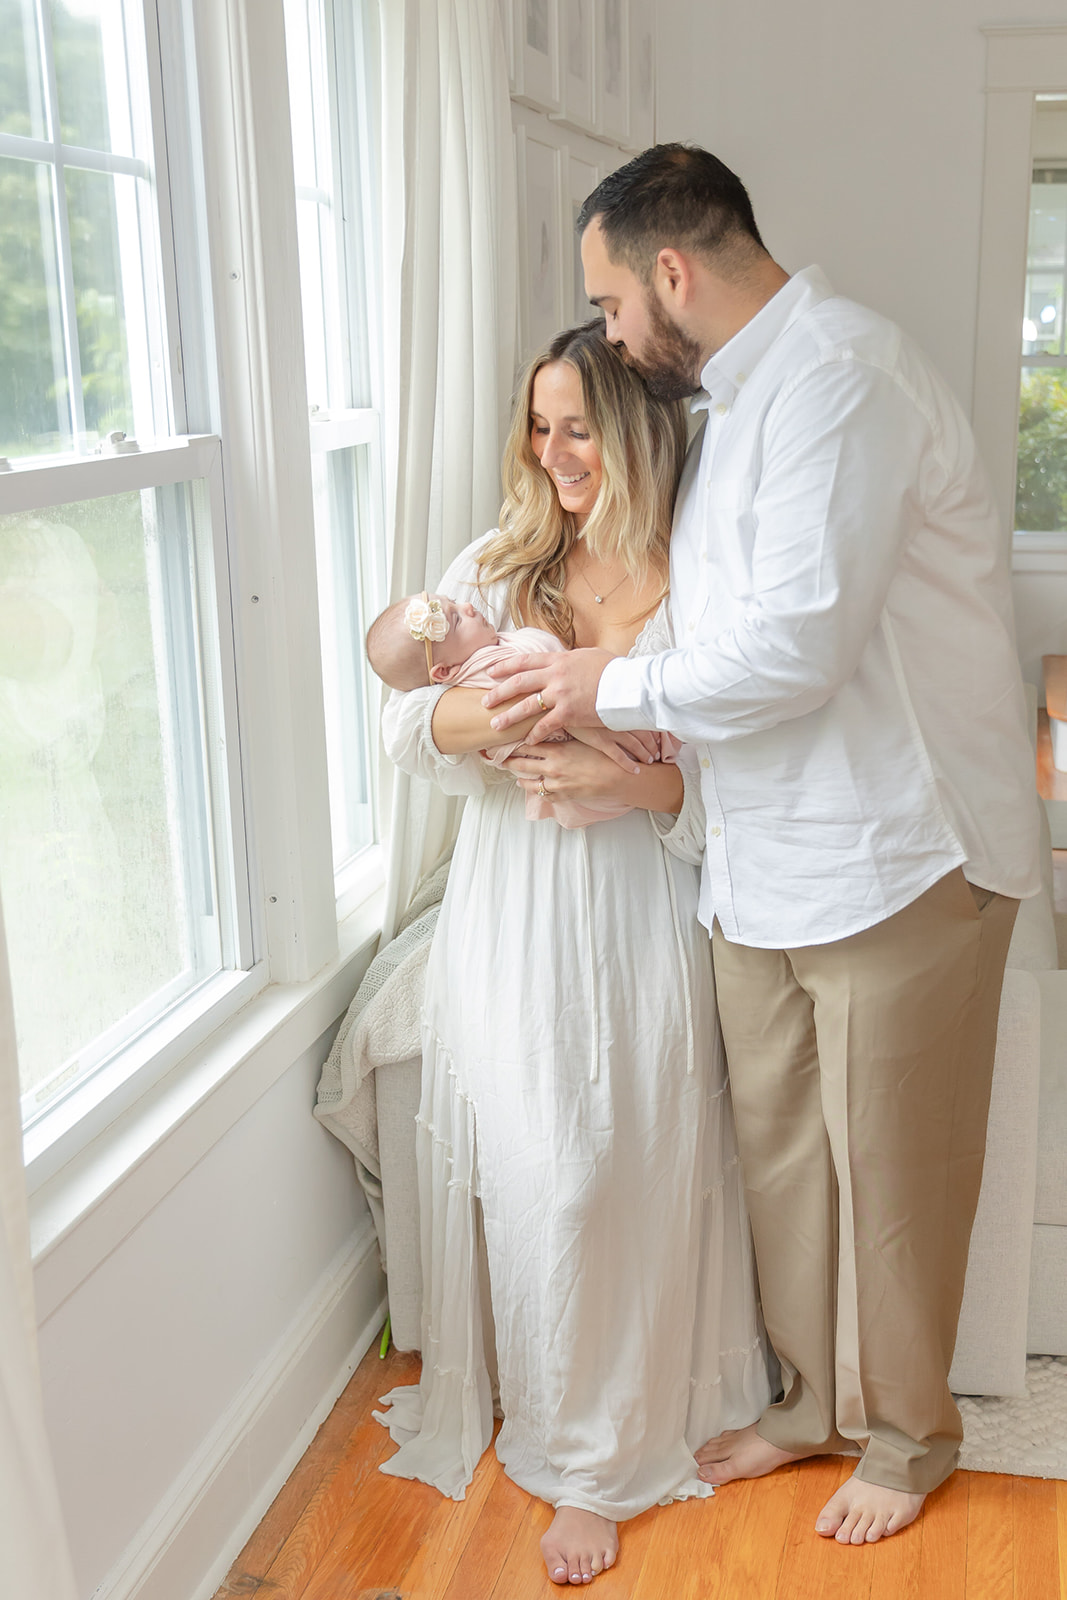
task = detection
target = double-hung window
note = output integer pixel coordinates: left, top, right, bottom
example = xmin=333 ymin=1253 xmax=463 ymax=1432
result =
xmin=1 ymin=0 xmax=383 ymax=1165
xmin=284 ymin=0 xmax=386 ymax=913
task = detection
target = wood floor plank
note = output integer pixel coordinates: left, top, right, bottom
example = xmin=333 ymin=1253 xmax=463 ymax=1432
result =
xmin=866 ymin=1492 xmax=927 ymax=1600
xmin=254 ymin=1417 xmax=396 ymax=1599
xmin=487 ymin=1496 xmax=556 ymax=1600
xmin=628 ymin=1489 xmax=735 ymax=1600
xmin=775 ymin=1457 xmax=875 ymax=1600
xmin=213 ymin=1337 xmax=1062 ymax=1600
xmin=966 ymin=1471 xmax=1013 ymax=1600
xmin=707 ymin=1467 xmax=798 ymax=1600
xmin=296 ymin=1460 xmax=444 ymax=1599
xmin=247 ymin=1353 xmax=419 ymax=1600
xmin=211 ymin=1340 xmax=417 ymax=1596
xmin=438 ymin=1460 xmax=531 ymax=1600
xmin=910 ymin=1470 xmax=967 ymax=1600
xmin=1013 ymin=1477 xmax=1060 ymax=1600
xmin=397 ymin=1438 xmax=510 ymax=1600
xmin=586 ymin=1504 xmax=658 ymax=1599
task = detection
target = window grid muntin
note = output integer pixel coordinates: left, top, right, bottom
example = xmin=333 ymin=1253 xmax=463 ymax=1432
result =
xmin=286 ymin=0 xmax=385 ymax=882
xmin=0 ymin=0 xmax=172 ymax=455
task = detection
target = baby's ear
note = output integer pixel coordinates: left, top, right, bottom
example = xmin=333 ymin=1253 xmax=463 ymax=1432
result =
xmin=429 ymin=660 xmax=462 ymax=683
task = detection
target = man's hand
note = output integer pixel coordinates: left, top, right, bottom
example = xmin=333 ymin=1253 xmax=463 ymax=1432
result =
xmin=482 ymin=647 xmax=614 ymax=742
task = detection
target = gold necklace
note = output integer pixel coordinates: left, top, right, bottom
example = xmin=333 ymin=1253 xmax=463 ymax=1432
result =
xmin=572 ymin=557 xmax=630 ymax=606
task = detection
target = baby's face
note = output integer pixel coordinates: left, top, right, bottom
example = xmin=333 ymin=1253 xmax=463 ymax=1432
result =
xmin=430 ymin=597 xmax=498 ymax=666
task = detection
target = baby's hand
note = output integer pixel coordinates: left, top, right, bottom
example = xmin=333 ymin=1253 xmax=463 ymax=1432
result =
xmin=569 ymin=725 xmax=660 ymax=771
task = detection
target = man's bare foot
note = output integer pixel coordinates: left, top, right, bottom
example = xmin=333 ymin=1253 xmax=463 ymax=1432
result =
xmin=695 ymin=1422 xmax=806 ymax=1485
xmin=541 ymin=1507 xmax=619 ymax=1585
xmin=814 ymin=1473 xmax=925 ymax=1544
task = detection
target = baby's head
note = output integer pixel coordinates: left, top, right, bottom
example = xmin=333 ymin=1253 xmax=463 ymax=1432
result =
xmin=366 ymin=592 xmax=498 ymax=690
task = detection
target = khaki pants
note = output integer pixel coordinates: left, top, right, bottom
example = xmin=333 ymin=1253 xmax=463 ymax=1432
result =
xmin=712 ymin=869 xmax=1019 ymax=1494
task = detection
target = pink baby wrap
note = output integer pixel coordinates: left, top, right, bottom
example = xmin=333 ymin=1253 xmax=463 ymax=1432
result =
xmin=451 ymin=627 xmax=675 ymax=829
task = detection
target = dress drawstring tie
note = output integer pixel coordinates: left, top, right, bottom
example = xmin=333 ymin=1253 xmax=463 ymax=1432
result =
xmin=577 ymin=829 xmax=601 ymax=1082
xmin=655 ymin=816 xmax=696 ymax=1075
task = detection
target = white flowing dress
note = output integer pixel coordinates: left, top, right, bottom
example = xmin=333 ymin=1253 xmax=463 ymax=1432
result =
xmin=376 ymin=536 xmax=773 ymax=1520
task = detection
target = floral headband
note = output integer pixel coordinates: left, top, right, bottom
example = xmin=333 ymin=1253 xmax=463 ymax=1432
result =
xmin=405 ymin=592 xmax=449 ymax=679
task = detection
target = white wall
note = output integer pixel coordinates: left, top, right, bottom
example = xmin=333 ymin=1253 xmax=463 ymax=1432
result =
xmin=656 ymin=0 xmax=1067 ymax=687
xmin=36 ymin=1010 xmax=384 ymax=1600
xmin=657 ymin=0 xmax=1047 ymax=405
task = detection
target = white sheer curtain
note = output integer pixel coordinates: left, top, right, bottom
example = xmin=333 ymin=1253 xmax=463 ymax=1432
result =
xmin=375 ymin=0 xmax=517 ymax=937
xmin=0 ymin=899 xmax=77 ymax=1599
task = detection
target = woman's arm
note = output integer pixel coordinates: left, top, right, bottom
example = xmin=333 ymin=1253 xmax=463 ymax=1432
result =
xmin=503 ymin=739 xmax=684 ymax=815
xmin=431 ymin=687 xmax=540 ymax=754
xmin=431 ymin=688 xmax=662 ymax=770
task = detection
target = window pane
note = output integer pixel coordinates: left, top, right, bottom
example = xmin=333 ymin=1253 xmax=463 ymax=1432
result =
xmin=50 ymin=0 xmax=134 ymax=156
xmin=1 ymin=483 xmax=224 ymax=1116
xmin=1028 ymin=172 xmax=1067 ymax=269
xmin=296 ymin=195 xmax=332 ymax=412
xmin=0 ymin=155 xmax=71 ymax=455
xmin=311 ymin=446 xmax=375 ymax=868
xmin=1023 ymin=167 xmax=1067 ymax=358
xmin=1016 ymin=368 xmax=1067 ymax=534
xmin=1025 ymin=273 xmax=1064 ymax=358
xmin=0 ymin=0 xmax=49 ymax=141
xmin=65 ymin=165 xmax=135 ymax=439
xmin=285 ymin=0 xmax=346 ymax=413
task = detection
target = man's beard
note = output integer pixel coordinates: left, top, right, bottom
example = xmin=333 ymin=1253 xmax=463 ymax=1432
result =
xmin=625 ymin=290 xmax=705 ymax=402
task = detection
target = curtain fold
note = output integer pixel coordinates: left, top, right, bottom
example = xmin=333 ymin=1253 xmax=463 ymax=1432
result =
xmin=376 ymin=0 xmax=517 ymax=937
xmin=0 ymin=896 xmax=78 ymax=1600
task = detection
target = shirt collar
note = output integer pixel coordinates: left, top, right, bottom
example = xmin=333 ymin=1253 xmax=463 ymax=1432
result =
xmin=690 ymin=265 xmax=835 ymax=414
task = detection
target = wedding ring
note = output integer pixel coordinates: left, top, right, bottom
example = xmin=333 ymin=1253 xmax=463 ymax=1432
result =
xmin=538 ymin=779 xmax=547 ymax=798
xmin=536 ymin=691 xmax=547 ymax=712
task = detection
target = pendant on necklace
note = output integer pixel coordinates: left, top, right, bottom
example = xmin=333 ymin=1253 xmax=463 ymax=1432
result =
xmin=594 ymin=594 xmax=603 ymax=603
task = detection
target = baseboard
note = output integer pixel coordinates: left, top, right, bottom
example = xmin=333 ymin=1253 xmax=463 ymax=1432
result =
xmin=92 ymin=1222 xmax=386 ymax=1600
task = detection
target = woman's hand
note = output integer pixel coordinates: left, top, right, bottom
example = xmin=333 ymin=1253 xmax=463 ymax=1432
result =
xmin=503 ymin=738 xmax=684 ymax=814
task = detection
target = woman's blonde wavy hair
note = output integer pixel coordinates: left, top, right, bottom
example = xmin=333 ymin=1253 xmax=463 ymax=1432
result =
xmin=477 ymin=321 xmax=688 ymax=646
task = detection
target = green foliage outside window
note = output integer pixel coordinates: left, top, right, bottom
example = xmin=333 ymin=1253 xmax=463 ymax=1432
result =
xmin=0 ymin=4 xmax=133 ymax=454
xmin=1016 ymin=368 xmax=1067 ymax=533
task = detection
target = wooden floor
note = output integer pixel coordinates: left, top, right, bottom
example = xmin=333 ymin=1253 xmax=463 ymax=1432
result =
xmin=213 ymin=1336 xmax=1067 ymax=1600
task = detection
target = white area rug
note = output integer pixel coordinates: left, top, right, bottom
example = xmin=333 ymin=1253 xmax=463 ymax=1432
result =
xmin=957 ymin=1356 xmax=1067 ymax=1478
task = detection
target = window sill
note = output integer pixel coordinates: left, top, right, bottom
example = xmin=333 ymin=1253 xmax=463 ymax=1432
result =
xmin=1013 ymin=531 xmax=1067 ymax=572
xmin=30 ymin=880 xmax=384 ymax=1322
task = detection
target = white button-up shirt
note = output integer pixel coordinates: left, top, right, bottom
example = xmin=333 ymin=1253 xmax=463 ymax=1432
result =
xmin=598 ymin=266 xmax=1041 ymax=947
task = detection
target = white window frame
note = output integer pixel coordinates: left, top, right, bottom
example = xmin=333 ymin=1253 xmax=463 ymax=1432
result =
xmin=285 ymin=0 xmax=388 ymax=906
xmin=2 ymin=436 xmax=264 ymax=1183
xmin=7 ymin=0 xmax=392 ymax=1207
xmin=974 ymin=25 xmax=1067 ymax=553
xmin=0 ymin=0 xmax=177 ymax=449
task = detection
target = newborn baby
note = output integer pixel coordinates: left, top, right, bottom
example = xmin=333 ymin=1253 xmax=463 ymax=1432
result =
xmin=366 ymin=591 xmax=670 ymax=828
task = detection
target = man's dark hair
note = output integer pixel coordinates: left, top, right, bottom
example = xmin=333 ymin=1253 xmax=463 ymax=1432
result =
xmin=576 ymin=143 xmax=766 ymax=282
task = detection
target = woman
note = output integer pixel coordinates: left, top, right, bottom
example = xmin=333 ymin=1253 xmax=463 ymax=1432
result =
xmin=376 ymin=323 xmax=772 ymax=1586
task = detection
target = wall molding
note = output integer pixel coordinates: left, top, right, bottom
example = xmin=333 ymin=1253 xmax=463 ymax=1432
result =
xmin=33 ymin=889 xmax=382 ymax=1324
xmin=91 ymin=1224 xmax=386 ymax=1600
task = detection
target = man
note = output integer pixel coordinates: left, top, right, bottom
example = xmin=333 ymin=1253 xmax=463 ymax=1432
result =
xmin=484 ymin=144 xmax=1040 ymax=1545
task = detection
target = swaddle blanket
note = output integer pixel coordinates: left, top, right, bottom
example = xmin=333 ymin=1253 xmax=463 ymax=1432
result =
xmin=452 ymin=625 xmax=658 ymax=828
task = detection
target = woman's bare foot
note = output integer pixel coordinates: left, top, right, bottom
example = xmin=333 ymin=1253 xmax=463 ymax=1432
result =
xmin=695 ymin=1422 xmax=807 ymax=1485
xmin=541 ymin=1507 xmax=619 ymax=1585
xmin=815 ymin=1473 xmax=925 ymax=1544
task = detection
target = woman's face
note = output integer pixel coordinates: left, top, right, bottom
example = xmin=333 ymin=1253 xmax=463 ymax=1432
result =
xmin=529 ymin=361 xmax=603 ymax=527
